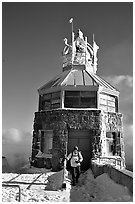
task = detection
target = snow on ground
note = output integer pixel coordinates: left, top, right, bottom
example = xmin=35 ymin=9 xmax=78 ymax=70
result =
xmin=2 ymin=166 xmax=133 ymax=202
xmin=69 ymin=169 xmax=133 ymax=202
xmin=2 ymin=165 xmax=70 ymax=202
xmin=2 ymin=185 xmax=68 ymax=202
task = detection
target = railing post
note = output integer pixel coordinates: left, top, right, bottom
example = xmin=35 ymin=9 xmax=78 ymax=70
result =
xmin=2 ymin=184 xmax=21 ymax=202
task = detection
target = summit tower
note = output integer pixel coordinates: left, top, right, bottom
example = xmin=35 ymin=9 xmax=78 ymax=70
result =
xmin=31 ymin=20 xmax=125 ymax=171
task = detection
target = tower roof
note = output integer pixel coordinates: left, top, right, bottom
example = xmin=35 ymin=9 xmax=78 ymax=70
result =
xmin=38 ymin=66 xmax=119 ymax=94
xmin=38 ymin=27 xmax=119 ymax=96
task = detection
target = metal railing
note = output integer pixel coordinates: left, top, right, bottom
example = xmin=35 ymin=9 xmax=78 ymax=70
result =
xmin=2 ymin=184 xmax=21 ymax=202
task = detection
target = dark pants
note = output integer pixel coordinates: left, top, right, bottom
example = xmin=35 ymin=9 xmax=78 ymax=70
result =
xmin=71 ymin=166 xmax=81 ymax=185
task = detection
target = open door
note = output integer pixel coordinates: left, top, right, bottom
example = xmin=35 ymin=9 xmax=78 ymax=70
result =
xmin=68 ymin=130 xmax=93 ymax=170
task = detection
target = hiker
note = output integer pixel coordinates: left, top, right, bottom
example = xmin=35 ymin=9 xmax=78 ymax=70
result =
xmin=66 ymin=146 xmax=83 ymax=186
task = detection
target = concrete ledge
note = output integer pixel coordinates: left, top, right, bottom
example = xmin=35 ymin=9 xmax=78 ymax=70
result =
xmin=92 ymin=163 xmax=133 ymax=194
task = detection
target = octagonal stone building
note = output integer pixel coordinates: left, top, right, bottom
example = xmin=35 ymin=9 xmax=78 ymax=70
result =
xmin=31 ymin=29 xmax=125 ymax=171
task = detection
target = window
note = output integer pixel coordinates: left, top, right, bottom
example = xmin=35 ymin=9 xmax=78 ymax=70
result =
xmin=106 ymin=132 xmax=117 ymax=156
xmin=99 ymin=93 xmax=118 ymax=112
xmin=64 ymin=91 xmax=97 ymax=108
xmin=40 ymin=130 xmax=53 ymax=154
xmin=40 ymin=91 xmax=61 ymax=110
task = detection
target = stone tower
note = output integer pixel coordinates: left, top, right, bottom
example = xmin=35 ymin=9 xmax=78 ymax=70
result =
xmin=31 ymin=27 xmax=125 ymax=171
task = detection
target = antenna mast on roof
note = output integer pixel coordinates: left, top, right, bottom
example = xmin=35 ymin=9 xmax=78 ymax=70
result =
xmin=69 ymin=18 xmax=74 ymax=66
xmin=69 ymin=18 xmax=74 ymax=44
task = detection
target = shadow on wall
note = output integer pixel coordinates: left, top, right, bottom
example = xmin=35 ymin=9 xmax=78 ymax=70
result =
xmin=2 ymin=128 xmax=32 ymax=173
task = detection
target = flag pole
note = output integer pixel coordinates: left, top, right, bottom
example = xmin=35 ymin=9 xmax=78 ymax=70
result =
xmin=69 ymin=18 xmax=74 ymax=45
xmin=71 ymin=20 xmax=73 ymax=66
xmin=69 ymin=18 xmax=74 ymax=67
xmin=71 ymin=20 xmax=73 ymax=45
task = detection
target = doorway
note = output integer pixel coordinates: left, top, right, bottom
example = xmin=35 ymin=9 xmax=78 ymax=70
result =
xmin=68 ymin=130 xmax=93 ymax=170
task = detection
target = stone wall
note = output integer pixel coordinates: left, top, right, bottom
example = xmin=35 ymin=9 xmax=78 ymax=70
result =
xmin=31 ymin=109 xmax=123 ymax=171
xmin=100 ymin=111 xmax=125 ymax=165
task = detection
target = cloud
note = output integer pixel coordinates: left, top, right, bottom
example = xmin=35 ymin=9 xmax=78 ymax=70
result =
xmin=103 ymin=75 xmax=133 ymax=168
xmin=103 ymin=75 xmax=133 ymax=124
xmin=2 ymin=128 xmax=23 ymax=143
xmin=2 ymin=128 xmax=32 ymax=173
xmin=104 ymin=75 xmax=133 ymax=88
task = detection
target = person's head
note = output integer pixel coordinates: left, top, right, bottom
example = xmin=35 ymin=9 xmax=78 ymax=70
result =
xmin=73 ymin=146 xmax=78 ymax=154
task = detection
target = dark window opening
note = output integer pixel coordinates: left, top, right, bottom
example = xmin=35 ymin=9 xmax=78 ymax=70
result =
xmin=40 ymin=91 xmax=61 ymax=110
xmin=115 ymin=96 xmax=118 ymax=112
xmin=40 ymin=130 xmax=53 ymax=154
xmin=106 ymin=132 xmax=121 ymax=156
xmin=65 ymin=91 xmax=80 ymax=97
xmin=64 ymin=91 xmax=97 ymax=108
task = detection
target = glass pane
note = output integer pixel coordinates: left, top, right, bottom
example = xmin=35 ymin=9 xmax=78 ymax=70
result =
xmin=65 ymin=97 xmax=79 ymax=108
xmin=115 ymin=97 xmax=118 ymax=112
xmin=108 ymin=106 xmax=115 ymax=112
xmin=43 ymin=94 xmax=51 ymax=100
xmin=80 ymin=97 xmax=93 ymax=108
xmin=100 ymin=98 xmax=107 ymax=105
xmin=81 ymin=91 xmax=96 ymax=97
xmin=51 ymin=99 xmax=60 ymax=104
xmin=40 ymin=131 xmax=53 ymax=154
xmin=48 ymin=137 xmax=53 ymax=150
xmin=100 ymin=93 xmax=108 ymax=100
xmin=52 ymin=91 xmax=60 ymax=99
xmin=65 ymin=91 xmax=80 ymax=97
xmin=107 ymin=101 xmax=115 ymax=107
xmin=45 ymin=101 xmax=51 ymax=110
xmin=51 ymin=103 xmax=60 ymax=109
xmin=108 ymin=95 xmax=115 ymax=102
xmin=99 ymin=104 xmax=107 ymax=111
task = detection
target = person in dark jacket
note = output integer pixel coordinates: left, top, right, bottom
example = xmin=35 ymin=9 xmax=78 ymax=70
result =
xmin=67 ymin=146 xmax=83 ymax=186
